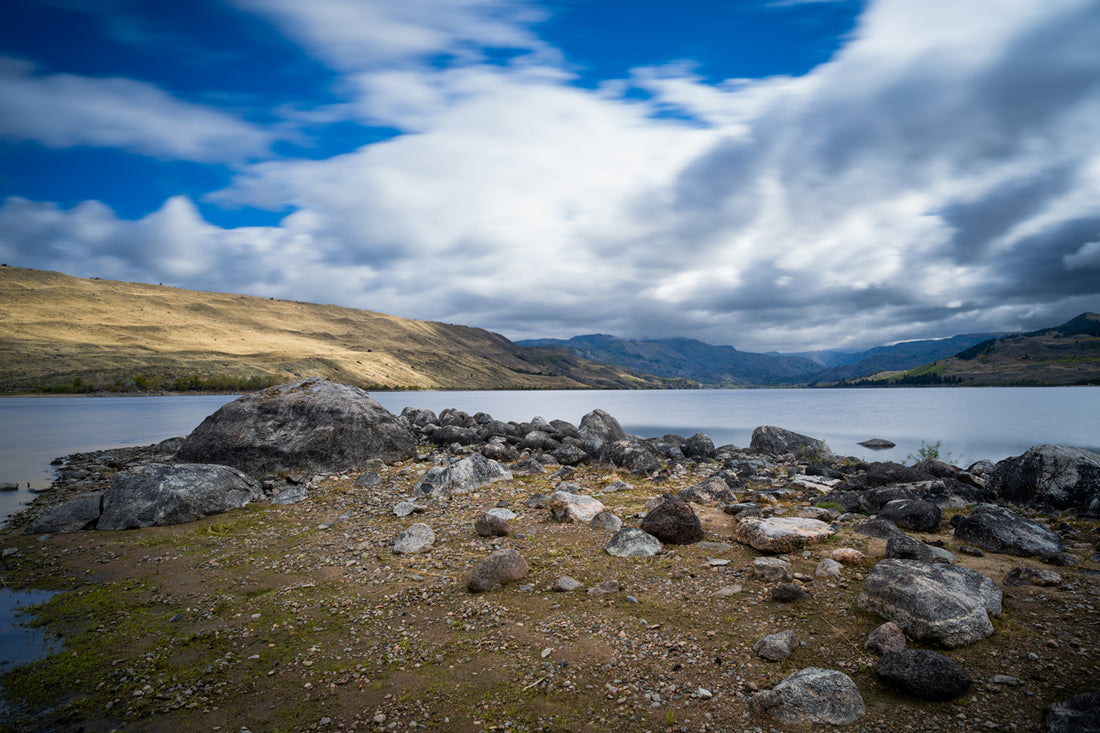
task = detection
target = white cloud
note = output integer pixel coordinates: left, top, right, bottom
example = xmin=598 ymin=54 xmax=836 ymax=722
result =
xmin=0 ymin=57 xmax=273 ymax=162
xmin=5 ymin=0 xmax=1100 ymax=352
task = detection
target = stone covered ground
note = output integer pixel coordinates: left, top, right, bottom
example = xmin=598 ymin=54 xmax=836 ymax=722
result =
xmin=2 ymin=438 xmax=1099 ymax=732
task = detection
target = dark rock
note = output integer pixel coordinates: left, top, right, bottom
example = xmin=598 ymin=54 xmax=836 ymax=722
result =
xmin=885 ymin=535 xmax=954 ymax=564
xmin=682 ymin=433 xmax=716 ymax=460
xmin=859 ymin=485 xmax=919 ymax=514
xmin=750 ymin=426 xmax=833 ymax=459
xmin=853 ymin=518 xmax=906 ymax=540
xmin=953 ymin=503 xmax=1064 ymax=557
xmin=749 ymin=668 xmax=865 ymax=726
xmin=959 ymin=545 xmax=985 ymax=557
xmin=990 ymin=444 xmax=1100 ymax=515
xmin=467 ymin=549 xmax=529 ymax=592
xmin=1042 ymin=551 xmax=1078 ymax=566
xmin=848 ymin=462 xmax=932 ymax=489
xmin=400 ymin=407 xmax=439 ymax=429
xmin=98 ymin=463 xmax=262 ymax=530
xmin=857 ymin=559 xmax=1002 ymax=647
xmin=526 ymin=493 xmax=550 ymax=508
xmin=877 ymin=498 xmax=942 ymax=532
xmin=176 ymin=378 xmax=416 ymax=475
xmin=1045 ymin=692 xmax=1100 ymax=733
xmin=413 ymin=453 xmax=512 ymax=499
xmin=772 ymin=583 xmax=808 ymax=602
xmin=865 ymin=622 xmax=907 ymax=655
xmin=859 ymin=438 xmax=896 ymax=450
xmin=753 ymin=556 xmax=793 ymax=582
xmin=874 ymin=649 xmax=972 ymax=701
xmin=429 ymin=425 xmax=481 ymax=446
xmin=640 ymin=496 xmax=704 ymax=544
xmin=722 ymin=502 xmax=761 ymax=518
xmin=24 ymin=492 xmax=102 ymax=534
xmin=587 ymin=579 xmax=620 ymax=596
xmin=589 ymin=510 xmax=622 ymax=532
xmin=474 ymin=512 xmax=510 ymax=537
xmin=604 ymin=528 xmax=662 ymax=557
xmin=818 ymin=490 xmax=861 ymax=514
xmin=603 ymin=440 xmax=660 ymax=475
xmin=677 ymin=476 xmax=737 ymax=506
xmin=552 ymin=443 xmax=589 ymax=466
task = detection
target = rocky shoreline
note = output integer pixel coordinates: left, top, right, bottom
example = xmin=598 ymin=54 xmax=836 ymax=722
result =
xmin=2 ymin=377 xmax=1098 ymax=732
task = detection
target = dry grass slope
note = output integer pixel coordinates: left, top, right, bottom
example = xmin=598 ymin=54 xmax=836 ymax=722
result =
xmin=0 ymin=267 xmax=659 ymax=392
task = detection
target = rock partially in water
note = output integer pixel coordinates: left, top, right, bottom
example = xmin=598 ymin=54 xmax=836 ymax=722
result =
xmin=24 ymin=492 xmax=102 ymax=534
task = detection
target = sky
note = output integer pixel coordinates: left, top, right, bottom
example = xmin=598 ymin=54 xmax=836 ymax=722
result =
xmin=2 ymin=0 xmax=1099 ymax=353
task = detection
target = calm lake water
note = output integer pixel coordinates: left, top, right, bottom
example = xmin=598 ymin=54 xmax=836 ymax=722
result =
xmin=2 ymin=387 xmax=1098 ymax=524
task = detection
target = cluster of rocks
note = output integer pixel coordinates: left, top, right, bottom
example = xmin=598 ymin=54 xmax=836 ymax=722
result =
xmin=11 ymin=377 xmax=1100 ymax=730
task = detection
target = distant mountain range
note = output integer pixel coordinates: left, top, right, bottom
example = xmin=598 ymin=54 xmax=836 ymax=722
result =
xmin=519 ymin=331 xmax=999 ymax=386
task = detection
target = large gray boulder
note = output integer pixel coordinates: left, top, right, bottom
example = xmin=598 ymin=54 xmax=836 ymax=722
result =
xmin=857 ymin=559 xmax=1002 ymax=647
xmin=24 ymin=492 xmax=103 ymax=534
xmin=990 ymin=445 xmax=1100 ymax=515
xmin=876 ymin=498 xmax=942 ymax=532
xmin=578 ymin=408 xmax=628 ymax=447
xmin=952 ymin=503 xmax=1064 ymax=557
xmin=750 ymin=426 xmax=832 ymax=459
xmin=176 ymin=378 xmax=416 ymax=476
xmin=602 ymin=440 xmax=660 ymax=475
xmin=413 ymin=453 xmax=512 ymax=499
xmin=98 ymin=463 xmax=262 ymax=530
xmin=749 ymin=668 xmax=865 ymax=726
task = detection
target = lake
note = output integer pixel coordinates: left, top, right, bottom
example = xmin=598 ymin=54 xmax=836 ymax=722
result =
xmin=2 ymin=387 xmax=1098 ymax=524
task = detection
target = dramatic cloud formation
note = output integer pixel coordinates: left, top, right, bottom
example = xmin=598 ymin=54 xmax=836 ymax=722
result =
xmin=2 ymin=0 xmax=1098 ymax=351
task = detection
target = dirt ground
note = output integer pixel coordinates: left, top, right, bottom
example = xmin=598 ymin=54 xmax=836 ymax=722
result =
xmin=1 ymin=457 xmax=1098 ymax=733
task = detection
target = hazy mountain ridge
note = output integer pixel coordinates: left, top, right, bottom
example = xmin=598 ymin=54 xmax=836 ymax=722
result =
xmin=0 ymin=267 xmax=674 ymax=392
xmin=519 ymin=332 xmax=998 ymax=386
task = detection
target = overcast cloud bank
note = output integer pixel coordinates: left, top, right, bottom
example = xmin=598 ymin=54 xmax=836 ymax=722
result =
xmin=2 ymin=0 xmax=1098 ymax=352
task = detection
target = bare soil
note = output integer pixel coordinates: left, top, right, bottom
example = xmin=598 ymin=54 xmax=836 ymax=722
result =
xmin=1 ymin=457 xmax=1098 ymax=733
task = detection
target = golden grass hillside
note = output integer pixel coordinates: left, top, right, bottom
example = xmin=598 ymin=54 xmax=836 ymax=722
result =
xmin=0 ymin=267 xmax=667 ymax=392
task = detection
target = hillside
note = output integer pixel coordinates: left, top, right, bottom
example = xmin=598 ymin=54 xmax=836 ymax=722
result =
xmin=843 ymin=313 xmax=1100 ymax=387
xmin=519 ymin=332 xmax=996 ymax=387
xmin=0 ymin=267 xmax=672 ymax=392
xmin=520 ymin=334 xmax=822 ymax=386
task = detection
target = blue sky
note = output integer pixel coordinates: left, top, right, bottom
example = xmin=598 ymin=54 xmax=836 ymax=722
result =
xmin=2 ymin=0 xmax=1099 ymax=352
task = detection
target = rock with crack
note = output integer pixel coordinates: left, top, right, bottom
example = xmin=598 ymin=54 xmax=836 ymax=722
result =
xmin=857 ymin=559 xmax=1002 ymax=647
xmin=24 ymin=492 xmax=103 ymax=534
xmin=98 ymin=463 xmax=262 ymax=530
xmin=749 ymin=668 xmax=865 ymax=726
xmin=467 ymin=549 xmax=529 ymax=592
xmin=750 ymin=426 xmax=833 ymax=459
xmin=876 ymin=498 xmax=942 ymax=532
xmin=734 ymin=517 xmax=835 ymax=553
xmin=414 ymin=453 xmax=512 ymax=499
xmin=990 ymin=444 xmax=1100 ymax=515
xmin=176 ymin=377 xmax=416 ymax=475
